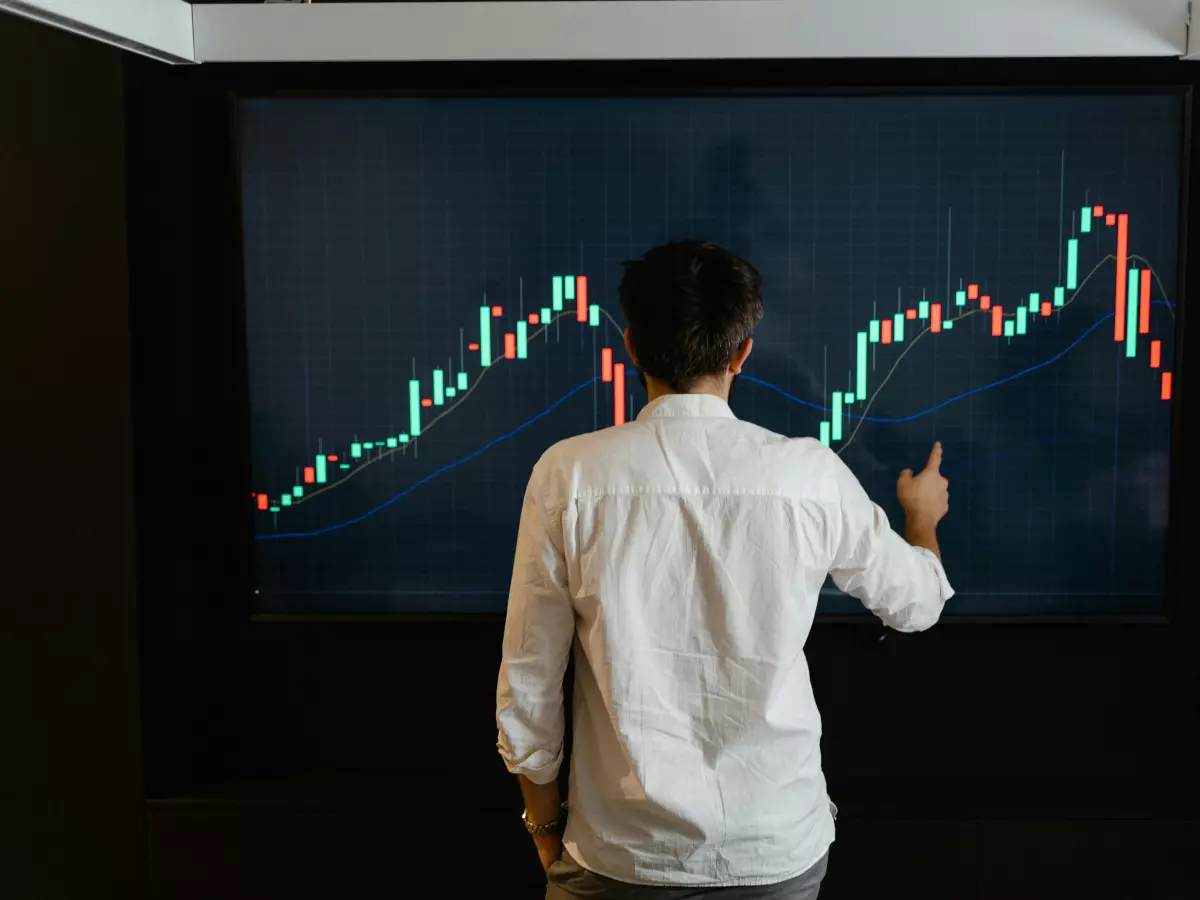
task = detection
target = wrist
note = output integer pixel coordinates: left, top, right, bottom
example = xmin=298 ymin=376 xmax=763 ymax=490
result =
xmin=533 ymin=832 xmax=563 ymax=850
xmin=903 ymin=510 xmax=939 ymax=532
xmin=523 ymin=801 xmax=568 ymax=837
xmin=904 ymin=515 xmax=942 ymax=562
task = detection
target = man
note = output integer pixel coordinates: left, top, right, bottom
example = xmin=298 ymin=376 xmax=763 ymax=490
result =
xmin=496 ymin=241 xmax=952 ymax=899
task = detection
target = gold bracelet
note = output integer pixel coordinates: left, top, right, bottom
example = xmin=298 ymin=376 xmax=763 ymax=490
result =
xmin=522 ymin=801 xmax=568 ymax=837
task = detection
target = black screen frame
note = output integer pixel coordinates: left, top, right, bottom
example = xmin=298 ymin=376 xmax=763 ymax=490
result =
xmin=228 ymin=76 xmax=1190 ymax=626
xmin=128 ymin=58 xmax=1197 ymax=803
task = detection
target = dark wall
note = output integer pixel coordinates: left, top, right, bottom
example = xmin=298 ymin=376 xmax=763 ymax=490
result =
xmin=0 ymin=35 xmax=1191 ymax=898
xmin=0 ymin=14 xmax=144 ymax=900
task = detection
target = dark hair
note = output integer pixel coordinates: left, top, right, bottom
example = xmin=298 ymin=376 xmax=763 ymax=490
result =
xmin=618 ymin=241 xmax=764 ymax=393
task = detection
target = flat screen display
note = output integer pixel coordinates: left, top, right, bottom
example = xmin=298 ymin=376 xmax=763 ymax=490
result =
xmin=239 ymin=93 xmax=1179 ymax=615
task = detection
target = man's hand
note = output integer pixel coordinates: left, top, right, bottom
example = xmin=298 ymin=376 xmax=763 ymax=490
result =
xmin=897 ymin=442 xmax=948 ymax=559
xmin=897 ymin=441 xmax=949 ymax=525
xmin=517 ymin=774 xmax=564 ymax=872
xmin=534 ymin=834 xmax=563 ymax=872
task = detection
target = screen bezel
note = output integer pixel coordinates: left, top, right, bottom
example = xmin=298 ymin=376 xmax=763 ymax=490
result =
xmin=229 ymin=77 xmax=1189 ymax=626
xmin=126 ymin=56 xmax=1199 ymax=803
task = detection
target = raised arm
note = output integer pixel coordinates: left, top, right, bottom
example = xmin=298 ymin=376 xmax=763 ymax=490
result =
xmin=828 ymin=442 xmax=953 ymax=632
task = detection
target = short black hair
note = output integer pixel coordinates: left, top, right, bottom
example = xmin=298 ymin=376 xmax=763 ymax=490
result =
xmin=618 ymin=241 xmax=764 ymax=393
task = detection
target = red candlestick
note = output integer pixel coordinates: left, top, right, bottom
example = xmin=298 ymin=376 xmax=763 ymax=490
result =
xmin=576 ymin=276 xmax=589 ymax=323
xmin=1115 ymin=214 xmax=1128 ymax=341
xmin=1139 ymin=269 xmax=1151 ymax=334
xmin=613 ymin=363 xmax=626 ymax=426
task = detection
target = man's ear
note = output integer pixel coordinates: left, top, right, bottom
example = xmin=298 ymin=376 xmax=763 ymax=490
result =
xmin=729 ymin=338 xmax=753 ymax=375
xmin=624 ymin=328 xmax=640 ymax=367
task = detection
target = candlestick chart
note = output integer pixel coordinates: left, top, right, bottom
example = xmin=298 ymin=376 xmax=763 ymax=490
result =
xmin=239 ymin=94 xmax=1179 ymax=614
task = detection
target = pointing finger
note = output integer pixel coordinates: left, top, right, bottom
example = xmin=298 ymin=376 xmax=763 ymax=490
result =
xmin=925 ymin=441 xmax=943 ymax=473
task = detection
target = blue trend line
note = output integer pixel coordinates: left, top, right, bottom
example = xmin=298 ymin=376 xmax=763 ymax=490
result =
xmin=260 ymin=301 xmax=1167 ymax=540
xmin=743 ymin=312 xmax=1117 ymax=423
xmin=257 ymin=377 xmax=597 ymax=541
xmin=738 ymin=377 xmax=828 ymax=413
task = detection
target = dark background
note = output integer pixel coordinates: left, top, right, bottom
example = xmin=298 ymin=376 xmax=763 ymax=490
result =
xmin=0 ymin=13 xmax=144 ymax=900
xmin=2 ymin=11 xmax=1197 ymax=900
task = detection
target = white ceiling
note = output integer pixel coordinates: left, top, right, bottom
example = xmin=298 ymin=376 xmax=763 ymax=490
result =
xmin=191 ymin=0 xmax=1189 ymax=63
xmin=2 ymin=0 xmax=1193 ymax=65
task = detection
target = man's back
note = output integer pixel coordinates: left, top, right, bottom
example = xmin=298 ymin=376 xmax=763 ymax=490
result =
xmin=498 ymin=393 xmax=952 ymax=886
xmin=496 ymin=241 xmax=952 ymax=895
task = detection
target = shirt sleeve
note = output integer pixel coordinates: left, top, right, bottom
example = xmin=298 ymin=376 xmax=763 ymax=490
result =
xmin=495 ymin=458 xmax=575 ymax=784
xmin=827 ymin=451 xmax=954 ymax=632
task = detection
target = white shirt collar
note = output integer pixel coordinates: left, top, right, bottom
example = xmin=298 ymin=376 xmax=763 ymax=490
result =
xmin=635 ymin=393 xmax=737 ymax=421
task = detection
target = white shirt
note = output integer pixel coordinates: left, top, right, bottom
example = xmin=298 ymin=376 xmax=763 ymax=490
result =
xmin=496 ymin=393 xmax=953 ymax=887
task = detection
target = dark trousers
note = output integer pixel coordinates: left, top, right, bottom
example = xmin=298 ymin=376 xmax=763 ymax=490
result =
xmin=546 ymin=850 xmax=829 ymax=900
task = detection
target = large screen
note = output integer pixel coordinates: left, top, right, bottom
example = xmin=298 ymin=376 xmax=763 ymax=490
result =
xmin=239 ymin=93 xmax=1179 ymax=616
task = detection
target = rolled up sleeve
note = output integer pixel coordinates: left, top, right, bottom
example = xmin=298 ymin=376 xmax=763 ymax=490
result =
xmin=496 ymin=460 xmax=574 ymax=783
xmin=827 ymin=452 xmax=954 ymax=632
